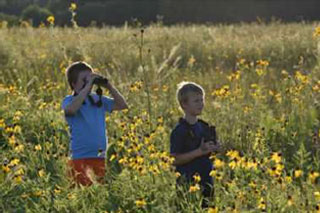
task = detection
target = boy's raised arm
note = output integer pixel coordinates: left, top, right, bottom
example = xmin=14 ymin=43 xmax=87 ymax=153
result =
xmin=105 ymin=82 xmax=128 ymax=111
xmin=64 ymin=74 xmax=97 ymax=116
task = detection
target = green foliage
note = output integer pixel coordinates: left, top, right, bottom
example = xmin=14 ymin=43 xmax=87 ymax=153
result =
xmin=0 ymin=12 xmax=19 ymax=26
xmin=21 ymin=4 xmax=52 ymax=27
xmin=0 ymin=23 xmax=320 ymax=212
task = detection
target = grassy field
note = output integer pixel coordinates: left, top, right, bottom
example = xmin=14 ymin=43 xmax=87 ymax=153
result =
xmin=0 ymin=21 xmax=320 ymax=212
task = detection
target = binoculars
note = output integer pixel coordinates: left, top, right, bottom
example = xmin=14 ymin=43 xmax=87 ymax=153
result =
xmin=204 ymin=126 xmax=217 ymax=144
xmin=93 ymin=76 xmax=109 ymax=86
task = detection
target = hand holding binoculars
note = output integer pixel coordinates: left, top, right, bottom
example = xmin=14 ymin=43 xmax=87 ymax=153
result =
xmin=92 ymin=76 xmax=109 ymax=87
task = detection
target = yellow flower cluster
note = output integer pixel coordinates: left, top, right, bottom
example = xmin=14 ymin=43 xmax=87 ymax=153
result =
xmin=130 ymin=81 xmax=143 ymax=92
xmin=313 ymin=26 xmax=320 ymax=38
xmin=69 ymin=3 xmax=77 ymax=11
xmin=211 ymin=85 xmax=230 ymax=98
xmin=189 ymin=184 xmax=200 ymax=193
xmin=135 ymin=199 xmax=147 ymax=208
xmin=47 ymin=16 xmax=55 ymax=25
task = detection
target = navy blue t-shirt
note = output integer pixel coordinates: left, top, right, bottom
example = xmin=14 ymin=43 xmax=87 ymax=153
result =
xmin=170 ymin=118 xmax=213 ymax=188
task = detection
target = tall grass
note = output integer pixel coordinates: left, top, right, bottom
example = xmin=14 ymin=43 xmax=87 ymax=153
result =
xmin=0 ymin=22 xmax=320 ymax=212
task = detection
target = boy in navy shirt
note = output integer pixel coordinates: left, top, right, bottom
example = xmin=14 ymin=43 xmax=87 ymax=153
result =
xmin=170 ymin=81 xmax=220 ymax=208
xmin=62 ymin=61 xmax=128 ymax=186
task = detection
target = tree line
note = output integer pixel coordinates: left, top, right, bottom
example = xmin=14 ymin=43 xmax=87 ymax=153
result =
xmin=0 ymin=0 xmax=319 ymax=27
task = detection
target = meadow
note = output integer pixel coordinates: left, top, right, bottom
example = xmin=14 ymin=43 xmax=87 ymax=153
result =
xmin=0 ymin=20 xmax=320 ymax=212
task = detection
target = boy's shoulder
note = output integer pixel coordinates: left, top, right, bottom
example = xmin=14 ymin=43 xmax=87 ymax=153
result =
xmin=198 ymin=119 xmax=215 ymax=128
xmin=62 ymin=95 xmax=73 ymax=102
xmin=63 ymin=94 xmax=73 ymax=98
xmin=171 ymin=118 xmax=214 ymax=132
xmin=171 ymin=118 xmax=189 ymax=136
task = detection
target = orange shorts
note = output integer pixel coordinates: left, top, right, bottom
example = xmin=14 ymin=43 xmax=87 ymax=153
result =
xmin=68 ymin=158 xmax=105 ymax=186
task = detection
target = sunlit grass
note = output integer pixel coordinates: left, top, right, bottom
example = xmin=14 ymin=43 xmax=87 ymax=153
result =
xmin=0 ymin=22 xmax=320 ymax=212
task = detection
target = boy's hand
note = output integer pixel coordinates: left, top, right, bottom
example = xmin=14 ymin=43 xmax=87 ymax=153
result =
xmin=82 ymin=73 xmax=101 ymax=92
xmin=87 ymin=73 xmax=101 ymax=86
xmin=199 ymin=138 xmax=220 ymax=155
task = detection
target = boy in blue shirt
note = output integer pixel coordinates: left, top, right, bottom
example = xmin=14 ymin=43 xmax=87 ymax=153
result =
xmin=170 ymin=81 xmax=220 ymax=208
xmin=62 ymin=61 xmax=128 ymax=186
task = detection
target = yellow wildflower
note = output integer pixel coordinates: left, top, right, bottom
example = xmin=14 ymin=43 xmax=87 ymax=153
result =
xmin=208 ymin=206 xmax=218 ymax=213
xmin=314 ymin=191 xmax=320 ymax=201
xmin=13 ymin=110 xmax=23 ymax=121
xmin=8 ymin=158 xmax=20 ymax=167
xmin=313 ymin=26 xmax=320 ymax=38
xmin=308 ymin=171 xmax=319 ymax=184
xmin=69 ymin=3 xmax=77 ymax=11
xmin=295 ymin=71 xmax=309 ymax=84
xmin=14 ymin=144 xmax=24 ymax=153
xmin=287 ymin=195 xmax=293 ymax=206
xmin=271 ymin=152 xmax=282 ymax=163
xmin=189 ymin=184 xmax=200 ymax=193
xmin=246 ymin=160 xmax=258 ymax=170
xmin=33 ymin=190 xmax=43 ymax=197
xmin=35 ymin=144 xmax=42 ymax=151
xmin=0 ymin=119 xmax=5 ymax=129
xmin=187 ymin=55 xmax=196 ymax=66
xmin=209 ymin=169 xmax=217 ymax=177
xmin=68 ymin=193 xmax=76 ymax=200
xmin=256 ymin=59 xmax=269 ymax=67
xmin=135 ymin=199 xmax=147 ymax=208
xmin=2 ymin=165 xmax=10 ymax=173
xmin=193 ymin=174 xmax=201 ymax=183
xmin=8 ymin=135 xmax=16 ymax=146
xmin=47 ymin=16 xmax=55 ymax=25
xmin=258 ymin=197 xmax=266 ymax=210
xmin=54 ymin=185 xmax=61 ymax=195
xmin=316 ymin=204 xmax=320 ymax=213
xmin=214 ymin=158 xmax=225 ymax=169
xmin=285 ymin=176 xmax=292 ymax=184
xmin=255 ymin=68 xmax=265 ymax=76
xmin=21 ymin=193 xmax=28 ymax=198
xmin=175 ymin=172 xmax=181 ymax=178
xmin=226 ymin=150 xmax=240 ymax=160
xmin=281 ymin=70 xmax=289 ymax=78
xmin=249 ymin=181 xmax=257 ymax=189
xmin=162 ymin=85 xmax=168 ymax=92
xmin=14 ymin=175 xmax=23 ymax=184
xmin=294 ymin=169 xmax=303 ymax=178
xmin=39 ymin=22 xmax=45 ymax=28
xmin=109 ymin=154 xmax=116 ymax=161
xmin=38 ymin=169 xmax=45 ymax=177
xmin=212 ymin=85 xmax=230 ymax=97
xmin=251 ymin=83 xmax=258 ymax=89
xmin=15 ymin=168 xmax=24 ymax=175
xmin=13 ymin=125 xmax=21 ymax=134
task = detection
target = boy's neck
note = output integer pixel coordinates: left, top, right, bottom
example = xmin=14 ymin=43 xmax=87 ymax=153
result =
xmin=184 ymin=113 xmax=198 ymax=125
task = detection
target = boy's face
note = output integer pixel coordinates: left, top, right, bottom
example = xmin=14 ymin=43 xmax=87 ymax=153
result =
xmin=72 ymin=70 xmax=92 ymax=94
xmin=182 ymin=92 xmax=204 ymax=116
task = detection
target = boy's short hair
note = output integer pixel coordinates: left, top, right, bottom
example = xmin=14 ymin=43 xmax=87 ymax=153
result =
xmin=66 ymin=61 xmax=93 ymax=90
xmin=176 ymin=81 xmax=205 ymax=107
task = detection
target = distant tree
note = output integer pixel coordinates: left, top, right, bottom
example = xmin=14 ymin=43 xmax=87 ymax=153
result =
xmin=21 ymin=4 xmax=52 ymax=26
xmin=0 ymin=12 xmax=19 ymax=26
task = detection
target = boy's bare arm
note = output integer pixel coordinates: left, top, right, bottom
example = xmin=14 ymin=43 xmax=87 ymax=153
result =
xmin=171 ymin=149 xmax=203 ymax=166
xmin=105 ymin=82 xmax=128 ymax=111
xmin=172 ymin=138 xmax=219 ymax=166
xmin=64 ymin=75 xmax=97 ymax=116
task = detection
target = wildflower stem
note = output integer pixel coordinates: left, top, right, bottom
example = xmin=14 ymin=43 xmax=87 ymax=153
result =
xmin=139 ymin=29 xmax=153 ymax=132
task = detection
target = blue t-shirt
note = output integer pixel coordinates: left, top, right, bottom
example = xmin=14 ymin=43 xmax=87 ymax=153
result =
xmin=170 ymin=118 xmax=213 ymax=188
xmin=62 ymin=93 xmax=114 ymax=159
